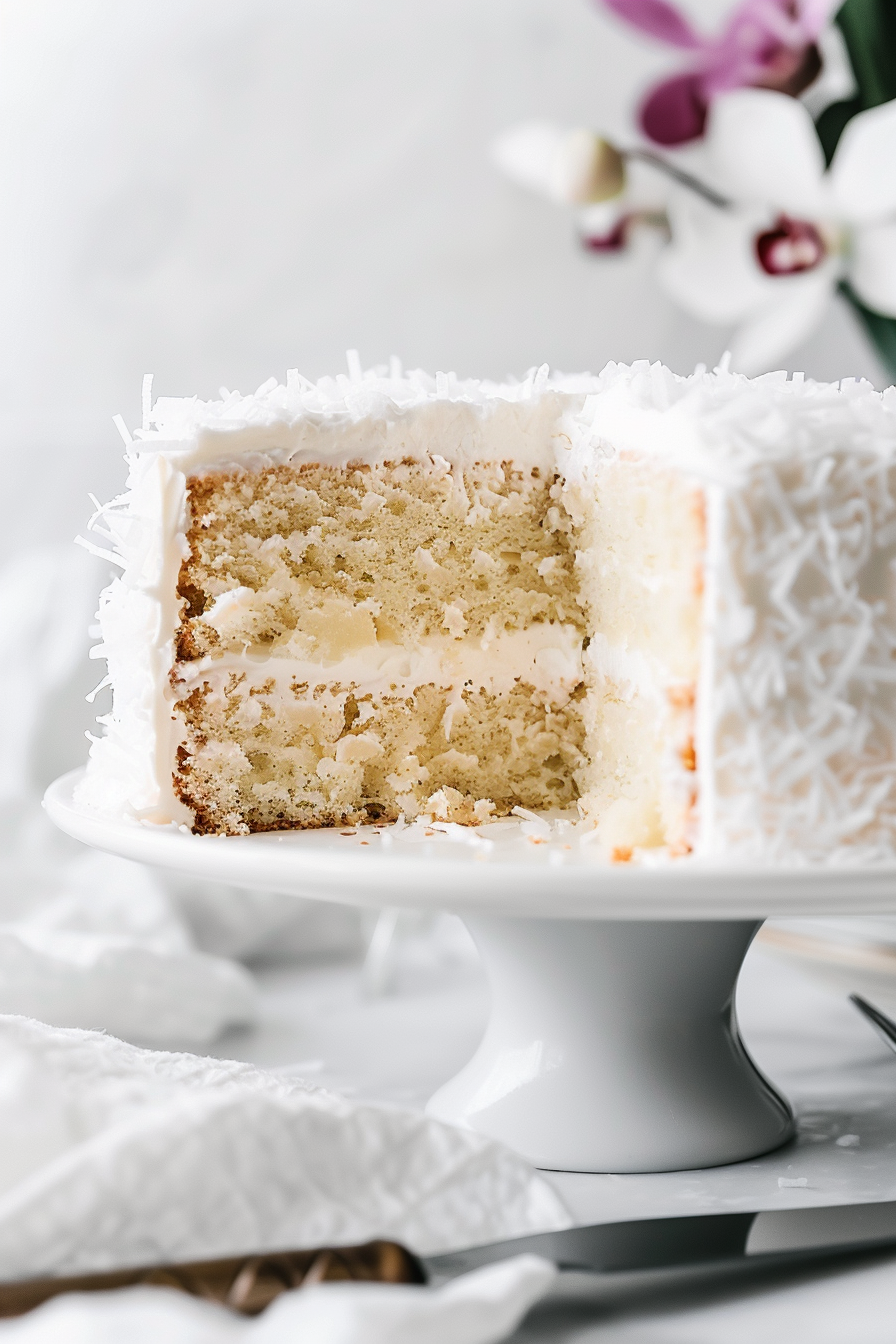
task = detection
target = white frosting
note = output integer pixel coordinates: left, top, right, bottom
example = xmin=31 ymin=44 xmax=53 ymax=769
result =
xmin=175 ymin=624 xmax=585 ymax=729
xmin=78 ymin=452 xmax=192 ymax=826
xmin=583 ymin=632 xmax=662 ymax=704
xmin=138 ymin=359 xmax=596 ymax=475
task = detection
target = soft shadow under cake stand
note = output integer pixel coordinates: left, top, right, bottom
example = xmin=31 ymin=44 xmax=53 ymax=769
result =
xmin=45 ymin=769 xmax=896 ymax=1174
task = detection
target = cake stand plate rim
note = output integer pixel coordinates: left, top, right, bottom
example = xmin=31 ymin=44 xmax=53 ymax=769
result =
xmin=44 ymin=769 xmax=896 ymax=920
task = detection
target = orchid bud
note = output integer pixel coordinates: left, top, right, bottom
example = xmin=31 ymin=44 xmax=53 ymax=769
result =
xmin=493 ymin=122 xmax=625 ymax=206
xmin=554 ymin=132 xmax=626 ymax=205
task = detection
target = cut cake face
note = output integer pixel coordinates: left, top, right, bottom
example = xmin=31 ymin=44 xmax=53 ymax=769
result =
xmin=78 ymin=360 xmax=896 ymax=864
xmin=173 ymin=457 xmax=589 ymax=834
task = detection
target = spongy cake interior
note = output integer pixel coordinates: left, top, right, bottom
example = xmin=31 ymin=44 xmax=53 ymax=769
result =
xmin=171 ymin=448 xmax=703 ymax=847
xmin=172 ymin=457 xmax=588 ymax=834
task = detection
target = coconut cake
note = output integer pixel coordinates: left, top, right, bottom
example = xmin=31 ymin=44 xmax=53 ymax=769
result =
xmin=77 ymin=357 xmax=896 ymax=863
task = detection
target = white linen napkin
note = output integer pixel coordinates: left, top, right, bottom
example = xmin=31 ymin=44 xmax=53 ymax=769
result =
xmin=0 ymin=1016 xmax=566 ymax=1342
xmin=0 ymin=1015 xmax=570 ymax=1279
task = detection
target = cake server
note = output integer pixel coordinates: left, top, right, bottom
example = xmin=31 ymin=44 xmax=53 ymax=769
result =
xmin=424 ymin=1199 xmax=896 ymax=1282
xmin=3 ymin=1200 xmax=896 ymax=1318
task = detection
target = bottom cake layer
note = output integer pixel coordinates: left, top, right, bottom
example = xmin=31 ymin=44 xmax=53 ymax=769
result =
xmin=173 ymin=672 xmax=587 ymax=835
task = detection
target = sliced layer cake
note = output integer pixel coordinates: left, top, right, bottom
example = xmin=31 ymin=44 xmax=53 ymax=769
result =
xmin=78 ymin=360 xmax=896 ymax=863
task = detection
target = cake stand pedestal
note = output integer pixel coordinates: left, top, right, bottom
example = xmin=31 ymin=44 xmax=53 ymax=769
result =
xmin=426 ymin=916 xmax=791 ymax=1171
xmin=45 ymin=769 xmax=896 ymax=1174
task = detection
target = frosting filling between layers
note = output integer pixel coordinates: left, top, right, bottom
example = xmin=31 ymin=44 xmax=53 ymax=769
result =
xmin=173 ymin=624 xmax=586 ymax=712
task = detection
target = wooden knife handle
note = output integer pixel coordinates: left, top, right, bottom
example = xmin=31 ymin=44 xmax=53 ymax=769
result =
xmin=0 ymin=1240 xmax=425 ymax=1318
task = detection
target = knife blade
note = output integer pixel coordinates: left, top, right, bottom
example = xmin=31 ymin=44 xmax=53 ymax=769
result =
xmin=422 ymin=1199 xmax=896 ymax=1282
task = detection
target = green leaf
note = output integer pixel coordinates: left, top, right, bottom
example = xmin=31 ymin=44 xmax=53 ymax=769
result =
xmin=819 ymin=5 xmax=896 ymax=382
xmin=840 ymin=284 xmax=896 ymax=382
xmin=815 ymin=98 xmax=861 ymax=164
xmin=837 ymin=0 xmax=896 ymax=109
xmin=816 ymin=0 xmax=896 ymax=163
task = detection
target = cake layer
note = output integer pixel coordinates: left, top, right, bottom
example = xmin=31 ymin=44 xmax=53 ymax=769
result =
xmin=174 ymin=669 xmax=586 ymax=834
xmin=175 ymin=459 xmax=583 ymax=662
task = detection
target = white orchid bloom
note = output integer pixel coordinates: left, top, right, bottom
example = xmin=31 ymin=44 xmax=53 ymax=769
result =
xmin=658 ymin=88 xmax=896 ymax=373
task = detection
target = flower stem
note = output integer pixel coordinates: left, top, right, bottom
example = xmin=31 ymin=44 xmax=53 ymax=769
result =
xmin=625 ymin=148 xmax=731 ymax=209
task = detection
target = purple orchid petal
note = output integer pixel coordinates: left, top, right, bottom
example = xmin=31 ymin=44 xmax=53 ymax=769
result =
xmin=727 ymin=0 xmax=804 ymax=46
xmin=600 ymin=0 xmax=703 ymax=50
xmin=640 ymin=72 xmax=708 ymax=145
xmin=581 ymin=214 xmax=633 ymax=251
xmin=798 ymin=0 xmax=839 ymax=35
xmin=612 ymin=0 xmax=834 ymax=147
xmin=744 ymin=0 xmax=831 ymax=44
xmin=714 ymin=0 xmax=829 ymax=66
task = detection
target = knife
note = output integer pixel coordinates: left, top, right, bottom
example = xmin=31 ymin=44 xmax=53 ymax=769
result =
xmin=423 ymin=1198 xmax=896 ymax=1282
xmin=2 ymin=1200 xmax=896 ymax=1317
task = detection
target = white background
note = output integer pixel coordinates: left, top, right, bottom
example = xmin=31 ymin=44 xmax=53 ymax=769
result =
xmin=0 ymin=0 xmax=886 ymax=564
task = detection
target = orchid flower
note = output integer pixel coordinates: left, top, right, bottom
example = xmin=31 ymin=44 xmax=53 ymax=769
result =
xmin=657 ymin=88 xmax=896 ymax=373
xmin=601 ymin=0 xmax=838 ymax=145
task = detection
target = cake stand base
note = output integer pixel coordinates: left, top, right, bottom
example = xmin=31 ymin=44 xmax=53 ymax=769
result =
xmin=426 ymin=917 xmax=794 ymax=1173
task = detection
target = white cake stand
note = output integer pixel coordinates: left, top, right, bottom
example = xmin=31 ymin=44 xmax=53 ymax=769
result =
xmin=45 ymin=768 xmax=896 ymax=1175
